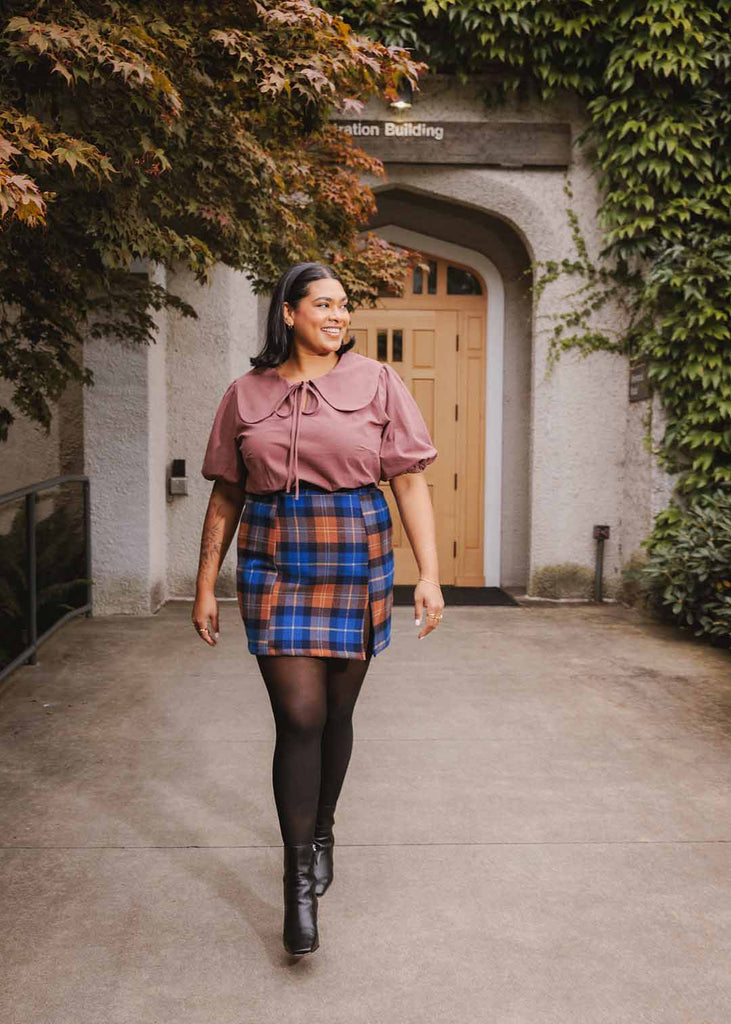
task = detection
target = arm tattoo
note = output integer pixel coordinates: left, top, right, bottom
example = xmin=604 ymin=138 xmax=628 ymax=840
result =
xmin=196 ymin=491 xmax=243 ymax=589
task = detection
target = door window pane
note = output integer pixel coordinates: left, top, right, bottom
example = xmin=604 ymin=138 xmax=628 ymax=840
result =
xmin=392 ymin=329 xmax=403 ymax=362
xmin=447 ymin=265 xmax=482 ymax=295
xmin=426 ymin=260 xmax=437 ymax=295
xmin=413 ymin=259 xmax=438 ymax=295
xmin=377 ymin=330 xmax=388 ymax=361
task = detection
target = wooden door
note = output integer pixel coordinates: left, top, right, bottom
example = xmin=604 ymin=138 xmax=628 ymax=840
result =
xmin=350 ymin=310 xmax=457 ymax=584
xmin=350 ymin=254 xmax=487 ymax=586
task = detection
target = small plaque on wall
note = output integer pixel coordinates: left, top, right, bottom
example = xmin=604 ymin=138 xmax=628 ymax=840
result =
xmin=629 ymin=357 xmax=651 ymax=402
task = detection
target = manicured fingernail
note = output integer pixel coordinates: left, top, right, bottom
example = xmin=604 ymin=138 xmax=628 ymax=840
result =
xmin=415 ymin=618 xmax=421 ymax=626
xmin=215 ymin=632 xmax=219 ymax=639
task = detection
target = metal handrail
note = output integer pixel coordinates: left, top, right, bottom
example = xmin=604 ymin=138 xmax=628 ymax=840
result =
xmin=0 ymin=474 xmax=92 ymax=685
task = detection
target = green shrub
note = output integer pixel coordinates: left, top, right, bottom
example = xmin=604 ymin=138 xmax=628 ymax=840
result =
xmin=640 ymin=490 xmax=731 ymax=647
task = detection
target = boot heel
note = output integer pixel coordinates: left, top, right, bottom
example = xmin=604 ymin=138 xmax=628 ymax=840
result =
xmin=282 ymin=843 xmax=319 ymax=955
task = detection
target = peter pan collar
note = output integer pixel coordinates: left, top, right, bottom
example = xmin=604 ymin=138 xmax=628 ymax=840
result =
xmin=233 ymin=349 xmax=383 ymax=423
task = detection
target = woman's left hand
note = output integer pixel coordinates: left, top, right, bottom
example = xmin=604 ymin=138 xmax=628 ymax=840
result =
xmin=414 ymin=580 xmax=444 ymax=640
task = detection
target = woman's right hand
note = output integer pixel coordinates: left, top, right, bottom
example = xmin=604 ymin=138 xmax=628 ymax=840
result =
xmin=192 ymin=589 xmax=220 ymax=647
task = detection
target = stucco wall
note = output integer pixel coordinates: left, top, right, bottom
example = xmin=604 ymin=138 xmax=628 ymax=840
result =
xmin=0 ymin=359 xmax=83 ymax=495
xmin=0 ymin=380 xmax=62 ymax=521
xmin=147 ymin=264 xmax=168 ymax=612
xmin=620 ymin=398 xmax=653 ymax=564
xmin=82 ymin=265 xmax=167 ymax=615
xmin=500 ymin=275 xmax=532 ymax=588
xmin=166 ymin=264 xmax=259 ymax=600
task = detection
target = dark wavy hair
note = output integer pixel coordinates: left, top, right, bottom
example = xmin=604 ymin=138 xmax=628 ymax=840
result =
xmin=250 ymin=262 xmax=356 ymax=369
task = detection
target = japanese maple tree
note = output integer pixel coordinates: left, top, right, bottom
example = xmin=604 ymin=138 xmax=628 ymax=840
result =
xmin=0 ymin=0 xmax=420 ymax=438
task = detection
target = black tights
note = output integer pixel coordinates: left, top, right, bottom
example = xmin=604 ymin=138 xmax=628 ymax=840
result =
xmin=256 ymin=610 xmax=373 ymax=845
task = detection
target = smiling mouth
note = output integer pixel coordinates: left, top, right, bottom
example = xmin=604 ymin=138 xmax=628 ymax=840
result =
xmin=321 ymin=327 xmax=342 ymax=336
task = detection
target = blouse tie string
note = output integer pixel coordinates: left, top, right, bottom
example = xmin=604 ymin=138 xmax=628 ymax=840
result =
xmin=272 ymin=380 xmax=322 ymax=500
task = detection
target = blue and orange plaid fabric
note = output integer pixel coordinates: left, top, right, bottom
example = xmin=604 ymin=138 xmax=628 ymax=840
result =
xmin=236 ymin=483 xmax=394 ymax=659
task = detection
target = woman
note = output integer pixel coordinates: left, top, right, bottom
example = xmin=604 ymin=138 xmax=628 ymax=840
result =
xmin=192 ymin=261 xmax=444 ymax=956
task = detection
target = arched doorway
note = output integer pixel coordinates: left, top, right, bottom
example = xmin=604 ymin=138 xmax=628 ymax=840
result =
xmin=350 ymin=250 xmax=487 ymax=586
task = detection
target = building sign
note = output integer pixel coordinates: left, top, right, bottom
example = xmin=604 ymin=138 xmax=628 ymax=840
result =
xmin=629 ymin=357 xmax=651 ymax=402
xmin=343 ymin=121 xmax=446 ymax=141
xmin=334 ymin=119 xmax=571 ymax=167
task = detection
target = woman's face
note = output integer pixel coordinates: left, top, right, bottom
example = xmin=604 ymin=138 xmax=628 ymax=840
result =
xmin=284 ymin=277 xmax=350 ymax=356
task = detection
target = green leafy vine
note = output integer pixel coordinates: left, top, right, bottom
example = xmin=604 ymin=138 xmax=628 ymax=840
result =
xmin=531 ymin=178 xmax=631 ymax=370
xmin=325 ymin=0 xmax=731 ymax=639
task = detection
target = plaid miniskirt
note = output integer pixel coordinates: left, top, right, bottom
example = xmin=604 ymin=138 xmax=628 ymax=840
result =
xmin=236 ymin=482 xmax=395 ymax=659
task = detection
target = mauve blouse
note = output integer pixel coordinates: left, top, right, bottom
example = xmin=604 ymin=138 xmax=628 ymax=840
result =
xmin=201 ymin=349 xmax=438 ymax=498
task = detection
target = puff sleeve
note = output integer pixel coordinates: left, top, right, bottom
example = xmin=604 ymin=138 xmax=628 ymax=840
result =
xmin=201 ymin=380 xmax=247 ymax=487
xmin=378 ymin=363 xmax=438 ymax=481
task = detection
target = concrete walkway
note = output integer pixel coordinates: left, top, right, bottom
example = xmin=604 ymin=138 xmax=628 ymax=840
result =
xmin=1 ymin=600 xmax=730 ymax=1024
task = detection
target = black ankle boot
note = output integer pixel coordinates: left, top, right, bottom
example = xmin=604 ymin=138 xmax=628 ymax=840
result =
xmin=282 ymin=843 xmax=319 ymax=955
xmin=313 ymin=829 xmax=334 ymax=897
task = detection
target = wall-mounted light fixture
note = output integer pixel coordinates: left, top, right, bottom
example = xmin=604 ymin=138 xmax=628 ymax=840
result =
xmin=389 ymin=80 xmax=414 ymax=111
